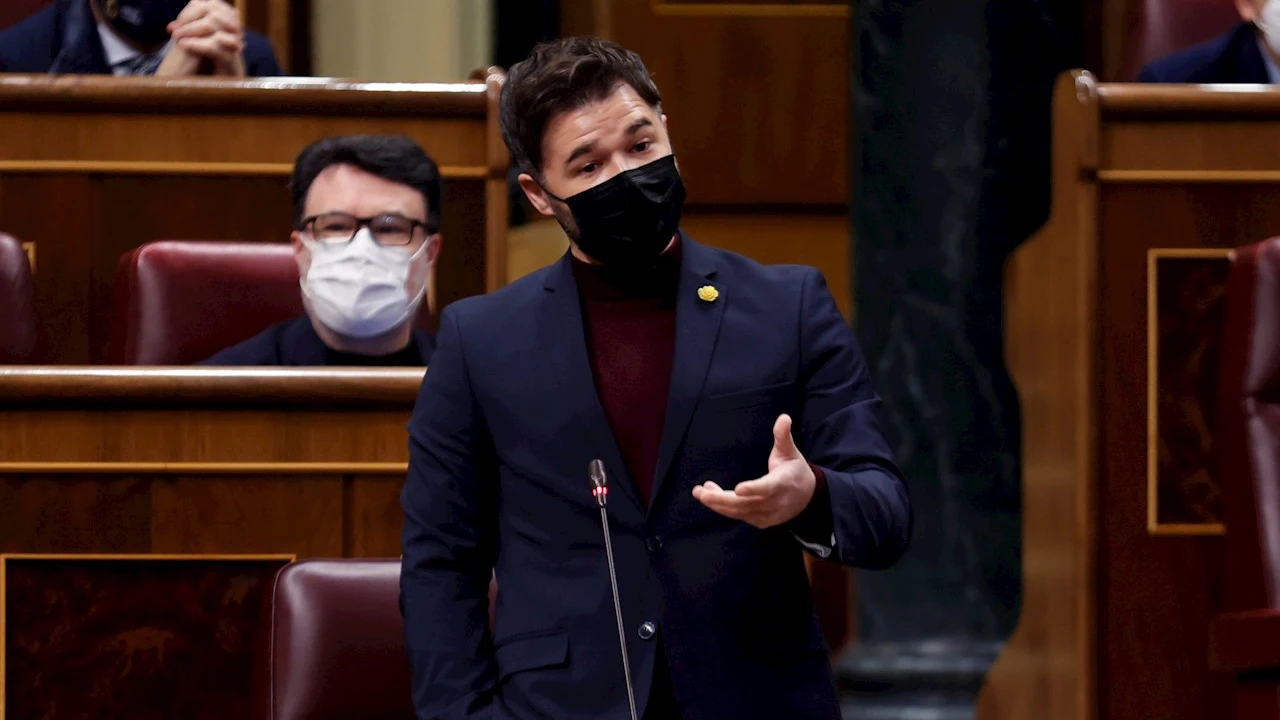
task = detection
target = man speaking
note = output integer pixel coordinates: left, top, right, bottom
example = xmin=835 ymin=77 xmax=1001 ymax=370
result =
xmin=400 ymin=36 xmax=911 ymax=720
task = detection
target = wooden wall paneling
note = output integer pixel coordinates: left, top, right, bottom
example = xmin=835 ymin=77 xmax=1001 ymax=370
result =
xmin=1 ymin=554 xmax=292 ymax=720
xmin=976 ymin=70 xmax=1099 ymax=720
xmin=344 ymin=475 xmax=407 ymax=558
xmin=439 ymin=178 xmax=490 ymax=314
xmin=0 ymin=76 xmax=507 ymax=363
xmin=1094 ymin=181 xmax=1280 ymax=720
xmin=0 ymin=477 xmax=152 ymax=553
xmin=0 ymin=175 xmax=96 ymax=363
xmin=1097 ymin=191 xmax=1228 ymax=720
xmin=603 ymin=0 xmax=849 ymax=206
xmin=150 ymin=475 xmax=346 ymax=555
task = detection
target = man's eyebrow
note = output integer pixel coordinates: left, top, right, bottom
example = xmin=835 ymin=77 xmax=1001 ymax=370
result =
xmin=626 ymin=118 xmax=654 ymax=134
xmin=565 ymin=140 xmax=597 ymax=168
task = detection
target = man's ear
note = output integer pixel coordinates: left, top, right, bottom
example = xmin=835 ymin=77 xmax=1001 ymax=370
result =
xmin=518 ymin=172 xmax=557 ymax=218
xmin=425 ymin=233 xmax=443 ymax=264
xmin=290 ymin=230 xmax=309 ymax=274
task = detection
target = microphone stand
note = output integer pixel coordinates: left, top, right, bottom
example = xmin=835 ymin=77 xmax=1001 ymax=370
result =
xmin=591 ymin=462 xmax=640 ymax=720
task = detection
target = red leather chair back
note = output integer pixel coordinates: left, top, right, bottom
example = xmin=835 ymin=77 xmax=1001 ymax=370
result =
xmin=256 ymin=559 xmax=497 ymax=720
xmin=0 ymin=233 xmax=43 ymax=363
xmin=109 ymin=240 xmax=303 ymax=365
xmin=1217 ymin=237 xmax=1280 ymax=614
xmin=0 ymin=0 xmax=55 ymax=31
xmin=1121 ymin=0 xmax=1243 ymax=80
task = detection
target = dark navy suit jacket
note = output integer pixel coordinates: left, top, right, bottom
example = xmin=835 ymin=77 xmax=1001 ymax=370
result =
xmin=199 ymin=316 xmax=434 ymax=366
xmin=401 ymin=237 xmax=911 ymax=720
xmin=0 ymin=0 xmax=282 ymax=76
xmin=1138 ymin=22 xmax=1269 ymax=84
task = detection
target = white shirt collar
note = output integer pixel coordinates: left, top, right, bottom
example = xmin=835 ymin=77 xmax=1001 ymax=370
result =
xmin=1260 ymin=37 xmax=1280 ymax=85
xmin=96 ymin=21 xmax=173 ymax=74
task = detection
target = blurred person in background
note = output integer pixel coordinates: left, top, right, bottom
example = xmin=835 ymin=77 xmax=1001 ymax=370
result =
xmin=1139 ymin=0 xmax=1280 ymax=83
xmin=0 ymin=0 xmax=281 ymax=76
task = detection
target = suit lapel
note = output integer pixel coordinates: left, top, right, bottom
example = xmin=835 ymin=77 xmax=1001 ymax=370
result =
xmin=650 ymin=238 xmax=725 ymax=507
xmin=542 ymin=255 xmax=646 ymax=513
xmin=1232 ymin=23 xmax=1271 ymax=84
xmin=51 ymin=0 xmax=111 ymax=74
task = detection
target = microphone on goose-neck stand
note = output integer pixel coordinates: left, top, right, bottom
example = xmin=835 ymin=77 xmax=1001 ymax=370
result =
xmin=589 ymin=459 xmax=640 ymax=720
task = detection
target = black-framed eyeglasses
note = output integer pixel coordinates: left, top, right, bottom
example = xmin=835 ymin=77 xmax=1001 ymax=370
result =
xmin=299 ymin=212 xmax=431 ymax=247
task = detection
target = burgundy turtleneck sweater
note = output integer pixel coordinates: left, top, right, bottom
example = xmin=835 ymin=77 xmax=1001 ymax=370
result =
xmin=571 ymin=239 xmax=682 ymax=504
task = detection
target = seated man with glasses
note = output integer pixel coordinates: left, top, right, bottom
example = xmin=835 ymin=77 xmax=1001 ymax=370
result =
xmin=200 ymin=135 xmax=440 ymax=366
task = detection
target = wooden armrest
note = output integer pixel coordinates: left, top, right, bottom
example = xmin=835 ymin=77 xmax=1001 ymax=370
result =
xmin=1211 ymin=609 xmax=1280 ymax=672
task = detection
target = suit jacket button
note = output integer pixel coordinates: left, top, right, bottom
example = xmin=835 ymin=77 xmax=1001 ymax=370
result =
xmin=647 ymin=536 xmax=663 ymax=552
xmin=638 ymin=621 xmax=656 ymax=641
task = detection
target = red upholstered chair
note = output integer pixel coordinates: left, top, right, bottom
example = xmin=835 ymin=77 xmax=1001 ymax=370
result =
xmin=0 ymin=233 xmax=43 ymax=363
xmin=0 ymin=0 xmax=54 ymax=31
xmin=1120 ymin=0 xmax=1244 ymax=80
xmin=255 ymin=559 xmax=498 ymax=720
xmin=1212 ymin=237 xmax=1280 ymax=719
xmin=109 ymin=240 xmax=303 ymax=365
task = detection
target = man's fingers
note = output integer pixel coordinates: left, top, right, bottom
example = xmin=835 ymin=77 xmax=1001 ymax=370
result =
xmin=178 ymin=32 xmax=243 ymax=61
xmin=695 ymin=490 xmax=750 ymax=519
xmin=693 ymin=482 xmax=767 ymax=519
xmin=732 ymin=474 xmax=777 ymax=498
xmin=171 ymin=11 xmax=241 ymax=40
xmin=168 ymin=0 xmax=216 ymax=31
xmin=772 ymin=413 xmax=801 ymax=460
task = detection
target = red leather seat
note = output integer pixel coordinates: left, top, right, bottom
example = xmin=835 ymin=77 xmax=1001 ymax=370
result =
xmin=0 ymin=0 xmax=54 ymax=31
xmin=109 ymin=240 xmax=303 ymax=365
xmin=255 ymin=559 xmax=497 ymax=720
xmin=1212 ymin=237 xmax=1280 ymax=720
xmin=1121 ymin=0 xmax=1243 ymax=80
xmin=0 ymin=233 xmax=42 ymax=363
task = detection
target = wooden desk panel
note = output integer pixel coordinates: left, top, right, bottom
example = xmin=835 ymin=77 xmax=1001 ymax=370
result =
xmin=0 ymin=74 xmax=508 ymax=364
xmin=0 ymin=368 xmax=419 ymax=718
xmin=979 ymin=73 xmax=1280 ymax=720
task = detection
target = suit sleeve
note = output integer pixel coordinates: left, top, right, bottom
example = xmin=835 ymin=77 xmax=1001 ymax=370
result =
xmin=243 ymin=32 xmax=283 ymax=76
xmin=1136 ymin=63 xmax=1161 ymax=83
xmin=791 ymin=268 xmax=911 ymax=569
xmin=401 ymin=306 xmax=498 ymax=719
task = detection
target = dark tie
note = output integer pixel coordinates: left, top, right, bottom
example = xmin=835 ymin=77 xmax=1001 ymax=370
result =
xmin=116 ymin=52 xmax=164 ymax=76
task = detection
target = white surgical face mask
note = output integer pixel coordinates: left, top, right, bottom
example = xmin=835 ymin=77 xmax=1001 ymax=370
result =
xmin=1259 ymin=0 xmax=1280 ymax=59
xmin=300 ymin=228 xmax=429 ymax=339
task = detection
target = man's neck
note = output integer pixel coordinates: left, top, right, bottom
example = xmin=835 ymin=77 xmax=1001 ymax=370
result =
xmin=569 ymin=234 xmax=678 ymax=265
xmin=89 ymin=0 xmax=168 ymax=54
xmin=312 ymin=319 xmax=415 ymax=358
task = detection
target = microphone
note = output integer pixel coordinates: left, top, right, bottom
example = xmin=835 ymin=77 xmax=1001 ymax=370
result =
xmin=589 ymin=459 xmax=639 ymax=720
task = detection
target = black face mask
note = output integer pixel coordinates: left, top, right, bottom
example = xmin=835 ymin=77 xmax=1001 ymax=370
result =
xmin=98 ymin=0 xmax=187 ymax=46
xmin=548 ymin=155 xmax=686 ymax=268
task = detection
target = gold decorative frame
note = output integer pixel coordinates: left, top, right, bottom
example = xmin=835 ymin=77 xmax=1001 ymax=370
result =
xmin=0 ymin=552 xmax=296 ymax=720
xmin=1146 ymin=248 xmax=1233 ymax=536
xmin=652 ymin=0 xmax=849 ymax=17
xmin=0 ymin=462 xmax=408 ymax=474
xmin=0 ymin=161 xmax=483 ymax=179
xmin=1098 ymin=170 xmax=1280 ymax=184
